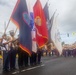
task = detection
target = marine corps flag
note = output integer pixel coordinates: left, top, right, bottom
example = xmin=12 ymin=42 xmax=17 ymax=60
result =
xmin=33 ymin=0 xmax=48 ymax=47
xmin=10 ymin=0 xmax=32 ymax=55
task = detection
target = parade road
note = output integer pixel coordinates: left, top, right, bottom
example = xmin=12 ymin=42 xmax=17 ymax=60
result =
xmin=1 ymin=56 xmax=76 ymax=75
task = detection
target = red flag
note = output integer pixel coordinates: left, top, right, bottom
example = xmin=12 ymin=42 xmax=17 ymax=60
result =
xmin=33 ymin=0 xmax=48 ymax=48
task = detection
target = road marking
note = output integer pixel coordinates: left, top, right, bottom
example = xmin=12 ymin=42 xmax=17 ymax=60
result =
xmin=44 ymin=58 xmax=60 ymax=64
xmin=21 ymin=69 xmax=26 ymax=72
xmin=12 ymin=71 xmax=19 ymax=74
xmin=26 ymin=64 xmax=45 ymax=71
xmin=12 ymin=64 xmax=45 ymax=75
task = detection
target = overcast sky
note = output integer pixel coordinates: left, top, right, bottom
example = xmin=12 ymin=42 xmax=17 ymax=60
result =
xmin=47 ymin=0 xmax=76 ymax=44
xmin=0 ymin=0 xmax=47 ymax=35
xmin=47 ymin=0 xmax=76 ymax=33
xmin=0 ymin=0 xmax=76 ymax=44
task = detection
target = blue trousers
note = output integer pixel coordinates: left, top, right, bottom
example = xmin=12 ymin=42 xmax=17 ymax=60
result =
xmin=3 ymin=51 xmax=10 ymax=70
xmin=9 ymin=49 xmax=16 ymax=69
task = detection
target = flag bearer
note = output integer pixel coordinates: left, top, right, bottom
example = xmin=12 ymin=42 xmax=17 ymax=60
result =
xmin=2 ymin=34 xmax=10 ymax=72
xmin=9 ymin=30 xmax=17 ymax=70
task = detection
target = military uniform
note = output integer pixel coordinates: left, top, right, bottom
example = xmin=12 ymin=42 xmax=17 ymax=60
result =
xmin=30 ymin=52 xmax=34 ymax=66
xmin=9 ymin=42 xmax=16 ymax=70
xmin=23 ymin=51 xmax=29 ymax=67
xmin=9 ymin=31 xmax=17 ymax=70
xmin=2 ymin=36 xmax=10 ymax=72
xmin=17 ymin=47 xmax=24 ymax=68
xmin=37 ymin=48 xmax=42 ymax=64
xmin=18 ymin=46 xmax=29 ymax=68
xmin=30 ymin=52 xmax=37 ymax=66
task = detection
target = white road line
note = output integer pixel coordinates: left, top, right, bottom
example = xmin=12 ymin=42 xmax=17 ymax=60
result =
xmin=45 ymin=59 xmax=58 ymax=64
xmin=12 ymin=64 xmax=45 ymax=75
xmin=21 ymin=69 xmax=26 ymax=72
xmin=26 ymin=64 xmax=45 ymax=71
xmin=12 ymin=71 xmax=19 ymax=74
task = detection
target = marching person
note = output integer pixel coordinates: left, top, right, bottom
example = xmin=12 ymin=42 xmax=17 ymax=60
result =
xmin=73 ymin=47 xmax=76 ymax=57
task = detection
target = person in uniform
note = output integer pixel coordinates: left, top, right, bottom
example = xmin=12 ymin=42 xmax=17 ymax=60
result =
xmin=1 ymin=34 xmax=10 ymax=72
xmin=17 ymin=39 xmax=29 ymax=69
xmin=15 ymin=36 xmax=23 ymax=69
xmin=17 ymin=46 xmax=24 ymax=69
xmin=30 ymin=52 xmax=33 ymax=66
xmin=33 ymin=52 xmax=37 ymax=65
xmin=73 ymin=47 xmax=76 ymax=57
xmin=23 ymin=51 xmax=29 ymax=67
xmin=63 ymin=47 xmax=67 ymax=57
xmin=37 ymin=47 xmax=42 ymax=64
xmin=30 ymin=51 xmax=37 ymax=66
xmin=9 ymin=30 xmax=17 ymax=70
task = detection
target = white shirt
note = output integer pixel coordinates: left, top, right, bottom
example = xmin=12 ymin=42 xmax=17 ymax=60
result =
xmin=1 ymin=39 xmax=9 ymax=51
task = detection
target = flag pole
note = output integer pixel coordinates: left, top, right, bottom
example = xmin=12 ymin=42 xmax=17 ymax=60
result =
xmin=4 ymin=22 xmax=6 ymax=31
xmin=3 ymin=19 xmax=10 ymax=35
xmin=14 ymin=27 xmax=18 ymax=36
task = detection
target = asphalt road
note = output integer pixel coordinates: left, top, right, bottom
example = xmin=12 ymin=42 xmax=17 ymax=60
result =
xmin=1 ymin=56 xmax=76 ymax=75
